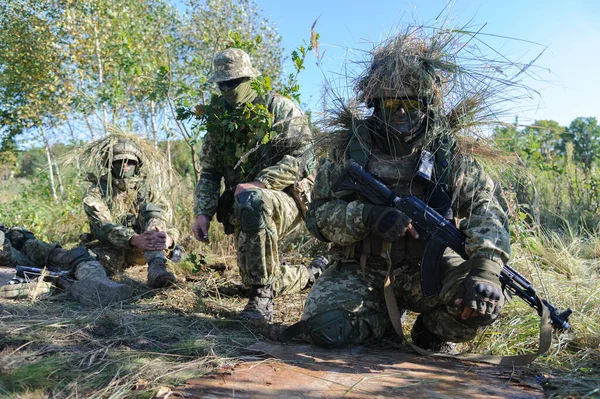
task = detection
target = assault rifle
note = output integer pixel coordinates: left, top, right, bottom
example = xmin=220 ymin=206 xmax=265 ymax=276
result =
xmin=15 ymin=266 xmax=71 ymax=281
xmin=332 ymin=159 xmax=572 ymax=331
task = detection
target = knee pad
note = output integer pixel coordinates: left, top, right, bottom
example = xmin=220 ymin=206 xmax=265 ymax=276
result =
xmin=304 ymin=309 xmax=361 ymax=348
xmin=234 ymin=188 xmax=266 ymax=233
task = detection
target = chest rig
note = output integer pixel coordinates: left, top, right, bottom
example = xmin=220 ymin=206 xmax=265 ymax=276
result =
xmin=346 ymin=120 xmax=455 ymax=267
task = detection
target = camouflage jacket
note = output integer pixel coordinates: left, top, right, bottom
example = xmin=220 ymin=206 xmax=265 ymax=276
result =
xmin=83 ymin=175 xmax=180 ymax=248
xmin=193 ymin=93 xmax=313 ymax=218
xmin=306 ymin=123 xmax=511 ymax=268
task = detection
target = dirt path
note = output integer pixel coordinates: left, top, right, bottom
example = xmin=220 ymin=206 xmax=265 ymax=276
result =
xmin=175 ymin=342 xmax=544 ymax=398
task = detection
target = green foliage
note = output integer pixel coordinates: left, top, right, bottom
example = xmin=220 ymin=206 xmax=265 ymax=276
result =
xmin=493 ymin=119 xmax=600 ymax=231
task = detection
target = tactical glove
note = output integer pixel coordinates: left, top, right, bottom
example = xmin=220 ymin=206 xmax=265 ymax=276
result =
xmin=457 ymin=258 xmax=504 ymax=317
xmin=364 ymin=204 xmax=411 ymax=242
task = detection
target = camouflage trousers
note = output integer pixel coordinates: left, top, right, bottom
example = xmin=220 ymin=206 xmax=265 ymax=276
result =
xmin=87 ymin=217 xmax=170 ymax=276
xmin=0 ymin=228 xmax=59 ymax=268
xmin=235 ymin=188 xmax=309 ymax=296
xmin=302 ymin=247 xmax=497 ymax=343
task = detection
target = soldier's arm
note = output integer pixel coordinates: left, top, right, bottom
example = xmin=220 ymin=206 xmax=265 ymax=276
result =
xmin=451 ymin=154 xmax=511 ymax=266
xmin=305 ymin=158 xmax=371 ymax=246
xmin=255 ymin=96 xmax=314 ymax=191
xmin=143 ymin=187 xmax=180 ymax=247
xmin=193 ymin=131 xmax=222 ymax=218
xmin=83 ymin=185 xmax=136 ymax=248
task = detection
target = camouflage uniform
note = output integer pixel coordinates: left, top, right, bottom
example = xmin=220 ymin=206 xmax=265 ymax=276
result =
xmin=193 ymin=93 xmax=313 ymax=296
xmin=83 ymin=139 xmax=180 ymax=288
xmin=303 ymin=130 xmax=510 ymax=345
xmin=300 ymin=31 xmax=511 ymax=348
xmin=1 ymin=226 xmax=132 ymax=305
xmin=84 ymin=176 xmax=180 ymax=274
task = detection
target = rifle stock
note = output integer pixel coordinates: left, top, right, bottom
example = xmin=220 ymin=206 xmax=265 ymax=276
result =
xmin=332 ymin=159 xmax=572 ymax=330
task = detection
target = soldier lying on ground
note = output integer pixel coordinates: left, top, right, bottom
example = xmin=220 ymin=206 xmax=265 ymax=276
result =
xmin=1 ymin=225 xmax=131 ymax=305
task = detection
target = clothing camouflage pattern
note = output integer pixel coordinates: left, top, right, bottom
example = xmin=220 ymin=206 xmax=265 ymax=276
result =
xmin=83 ymin=171 xmax=180 ymax=274
xmin=1 ymin=227 xmax=132 ymax=305
xmin=207 ymin=48 xmax=261 ymax=83
xmin=194 ymin=92 xmax=314 ymax=294
xmin=303 ymin=121 xmax=510 ymax=345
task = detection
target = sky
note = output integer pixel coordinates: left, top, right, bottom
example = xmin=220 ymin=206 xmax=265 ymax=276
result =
xmin=254 ymin=0 xmax=600 ymax=127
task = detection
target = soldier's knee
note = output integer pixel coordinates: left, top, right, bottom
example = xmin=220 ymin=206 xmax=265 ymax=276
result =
xmin=234 ymin=188 xmax=266 ymax=233
xmin=303 ymin=309 xmax=362 ymax=348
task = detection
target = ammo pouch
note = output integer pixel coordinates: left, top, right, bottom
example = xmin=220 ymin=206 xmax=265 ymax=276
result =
xmin=285 ymin=176 xmax=314 ymax=218
xmin=216 ymin=189 xmax=236 ymax=235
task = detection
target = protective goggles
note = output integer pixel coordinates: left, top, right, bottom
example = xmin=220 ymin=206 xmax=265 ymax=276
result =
xmin=380 ymin=98 xmax=425 ymax=113
xmin=217 ymin=77 xmax=249 ymax=91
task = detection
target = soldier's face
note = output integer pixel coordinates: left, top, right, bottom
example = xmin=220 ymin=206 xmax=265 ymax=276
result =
xmin=111 ymin=159 xmax=138 ymax=179
xmin=378 ymin=98 xmax=425 ymax=137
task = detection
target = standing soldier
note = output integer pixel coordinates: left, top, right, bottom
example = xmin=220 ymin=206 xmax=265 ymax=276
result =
xmin=192 ymin=48 xmax=325 ymax=322
xmin=295 ymin=29 xmax=511 ymax=351
xmin=83 ymin=135 xmax=180 ymax=290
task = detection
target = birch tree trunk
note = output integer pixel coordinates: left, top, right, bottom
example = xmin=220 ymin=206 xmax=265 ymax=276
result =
xmin=164 ymin=108 xmax=173 ymax=185
xmin=93 ymin=20 xmax=108 ymax=134
xmin=150 ymin=100 xmax=158 ymax=149
xmin=40 ymin=126 xmax=59 ymax=203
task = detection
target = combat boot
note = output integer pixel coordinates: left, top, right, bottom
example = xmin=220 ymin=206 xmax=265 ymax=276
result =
xmin=147 ymin=257 xmax=176 ymax=288
xmin=70 ymin=260 xmax=132 ymax=306
xmin=411 ymin=314 xmax=459 ymax=354
xmin=305 ymin=255 xmax=329 ymax=287
xmin=239 ymin=284 xmax=274 ymax=322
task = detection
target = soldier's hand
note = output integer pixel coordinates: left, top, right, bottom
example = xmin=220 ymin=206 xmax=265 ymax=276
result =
xmin=193 ymin=215 xmax=211 ymax=242
xmin=130 ymin=229 xmax=169 ymax=251
xmin=454 ymin=258 xmax=504 ymax=319
xmin=234 ymin=181 xmax=265 ymax=196
xmin=366 ymin=205 xmax=417 ymax=242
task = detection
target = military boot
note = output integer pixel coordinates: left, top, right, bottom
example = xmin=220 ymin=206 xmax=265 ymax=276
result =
xmin=239 ymin=284 xmax=274 ymax=322
xmin=69 ymin=260 xmax=132 ymax=306
xmin=411 ymin=314 xmax=458 ymax=354
xmin=305 ymin=255 xmax=329 ymax=287
xmin=147 ymin=257 xmax=176 ymax=288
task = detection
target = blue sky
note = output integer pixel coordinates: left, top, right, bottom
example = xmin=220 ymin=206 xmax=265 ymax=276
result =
xmin=255 ymin=0 xmax=600 ymax=127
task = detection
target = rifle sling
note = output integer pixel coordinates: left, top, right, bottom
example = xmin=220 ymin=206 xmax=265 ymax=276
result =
xmin=383 ymin=252 xmax=553 ymax=366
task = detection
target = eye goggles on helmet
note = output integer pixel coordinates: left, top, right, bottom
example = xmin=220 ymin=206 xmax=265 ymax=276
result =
xmin=217 ymin=77 xmax=249 ymax=92
xmin=380 ymin=98 xmax=425 ymax=113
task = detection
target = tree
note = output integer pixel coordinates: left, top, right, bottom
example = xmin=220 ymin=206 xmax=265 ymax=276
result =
xmin=561 ymin=117 xmax=600 ymax=172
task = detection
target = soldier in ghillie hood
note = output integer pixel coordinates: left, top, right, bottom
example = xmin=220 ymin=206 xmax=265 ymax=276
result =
xmin=192 ymin=48 xmax=325 ymax=322
xmin=80 ymin=133 xmax=181 ymax=295
xmin=293 ymin=27 xmax=516 ymax=351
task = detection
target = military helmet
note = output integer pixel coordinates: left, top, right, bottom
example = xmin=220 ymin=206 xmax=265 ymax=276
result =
xmin=356 ymin=35 xmax=444 ymax=108
xmin=207 ymin=48 xmax=261 ymax=83
xmin=111 ymin=139 xmax=142 ymax=164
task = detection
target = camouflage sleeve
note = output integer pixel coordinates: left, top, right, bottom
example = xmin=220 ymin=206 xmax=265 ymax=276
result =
xmin=306 ymin=157 xmax=371 ymax=246
xmin=255 ymin=95 xmax=314 ymax=190
xmin=194 ymin=131 xmax=222 ymax=218
xmin=144 ymin=187 xmax=181 ymax=245
xmin=451 ymin=154 xmax=511 ymax=266
xmin=83 ymin=185 xmax=135 ymax=248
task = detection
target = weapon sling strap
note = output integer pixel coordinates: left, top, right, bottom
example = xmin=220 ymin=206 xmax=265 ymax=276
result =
xmin=382 ymin=243 xmax=553 ymax=366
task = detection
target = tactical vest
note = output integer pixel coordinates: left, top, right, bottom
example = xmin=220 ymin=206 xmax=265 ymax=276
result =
xmin=346 ymin=119 xmax=455 ymax=266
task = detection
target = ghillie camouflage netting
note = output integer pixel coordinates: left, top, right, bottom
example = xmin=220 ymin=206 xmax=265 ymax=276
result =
xmin=65 ymin=128 xmax=178 ymax=201
xmin=316 ymin=21 xmax=544 ymax=161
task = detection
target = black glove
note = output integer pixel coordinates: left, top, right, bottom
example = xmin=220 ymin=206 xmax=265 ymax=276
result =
xmin=457 ymin=258 xmax=504 ymax=316
xmin=364 ymin=205 xmax=411 ymax=242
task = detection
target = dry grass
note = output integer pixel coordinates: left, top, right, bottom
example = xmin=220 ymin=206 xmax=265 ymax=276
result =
xmin=2 ymin=230 xmax=599 ymax=398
